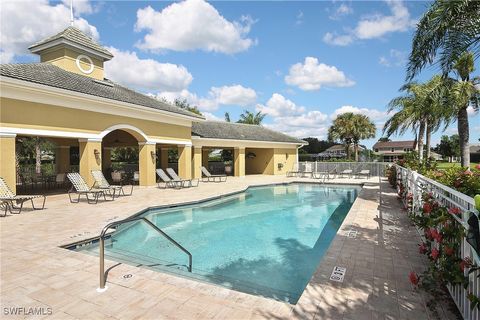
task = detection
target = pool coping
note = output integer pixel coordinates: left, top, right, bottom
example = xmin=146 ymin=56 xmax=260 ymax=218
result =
xmin=60 ymin=180 xmax=365 ymax=306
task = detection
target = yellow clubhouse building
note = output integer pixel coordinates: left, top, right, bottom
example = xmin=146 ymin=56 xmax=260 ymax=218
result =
xmin=0 ymin=26 xmax=304 ymax=192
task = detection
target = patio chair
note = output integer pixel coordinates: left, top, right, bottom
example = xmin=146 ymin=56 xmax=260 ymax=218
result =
xmin=300 ymin=162 xmax=313 ymax=178
xmin=201 ymin=166 xmax=227 ymax=182
xmin=66 ymin=173 xmax=111 ymax=204
xmin=156 ymin=169 xmax=183 ymax=189
xmin=339 ymin=169 xmax=353 ymax=178
xmin=91 ymin=170 xmax=133 ymax=197
xmin=286 ymin=163 xmax=301 ymax=177
xmin=0 ymin=177 xmax=46 ymax=214
xmin=166 ymin=168 xmax=199 ymax=187
xmin=356 ymin=169 xmax=371 ymax=179
xmin=53 ymin=173 xmax=66 ymax=189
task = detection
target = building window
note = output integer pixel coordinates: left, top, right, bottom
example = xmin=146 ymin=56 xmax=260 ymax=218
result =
xmin=391 ymin=148 xmax=395 ymax=152
xmin=375 ymin=149 xmax=378 ymax=152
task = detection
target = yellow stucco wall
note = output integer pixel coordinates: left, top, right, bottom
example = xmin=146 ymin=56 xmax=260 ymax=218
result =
xmin=55 ymin=146 xmax=71 ymax=173
xmin=245 ymin=148 xmax=274 ymax=175
xmin=79 ymin=140 xmax=102 ymax=187
xmin=40 ymin=48 xmax=105 ymax=80
xmin=178 ymin=146 xmax=192 ymax=179
xmin=1 ymin=98 xmax=191 ymax=142
xmin=234 ymin=147 xmax=245 ymax=177
xmin=138 ymin=143 xmax=156 ymax=186
xmin=192 ymin=147 xmax=202 ymax=179
xmin=0 ymin=136 xmax=17 ymax=193
xmin=273 ymin=148 xmax=297 ymax=175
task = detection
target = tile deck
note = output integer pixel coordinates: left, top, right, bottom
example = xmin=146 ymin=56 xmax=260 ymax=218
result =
xmin=0 ymin=175 xmax=459 ymax=319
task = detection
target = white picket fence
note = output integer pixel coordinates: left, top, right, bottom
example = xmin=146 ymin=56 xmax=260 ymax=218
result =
xmin=395 ymin=164 xmax=479 ymax=320
xmin=296 ymin=161 xmax=389 ymax=177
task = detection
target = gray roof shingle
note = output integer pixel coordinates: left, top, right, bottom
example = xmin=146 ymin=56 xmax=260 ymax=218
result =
xmin=192 ymin=121 xmax=305 ymax=144
xmin=372 ymin=140 xmax=415 ymax=149
xmin=29 ymin=26 xmax=113 ymax=59
xmin=0 ymin=63 xmax=204 ymax=119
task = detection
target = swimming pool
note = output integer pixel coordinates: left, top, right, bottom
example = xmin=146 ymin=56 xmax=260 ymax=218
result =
xmin=74 ymin=183 xmax=360 ymax=303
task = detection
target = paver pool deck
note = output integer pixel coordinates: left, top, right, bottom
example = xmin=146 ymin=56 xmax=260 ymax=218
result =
xmin=0 ymin=175 xmax=458 ymax=319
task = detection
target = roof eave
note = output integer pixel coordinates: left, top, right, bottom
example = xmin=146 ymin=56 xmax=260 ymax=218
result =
xmin=29 ymin=38 xmax=113 ymax=60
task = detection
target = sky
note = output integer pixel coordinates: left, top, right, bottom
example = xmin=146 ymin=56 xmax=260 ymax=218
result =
xmin=1 ymin=0 xmax=479 ymax=148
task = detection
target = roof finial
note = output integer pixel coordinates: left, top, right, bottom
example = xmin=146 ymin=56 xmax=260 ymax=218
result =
xmin=70 ymin=0 xmax=74 ymax=26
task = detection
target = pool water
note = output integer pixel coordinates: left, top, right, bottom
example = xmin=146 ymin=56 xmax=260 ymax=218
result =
xmin=75 ymin=183 xmax=359 ymax=303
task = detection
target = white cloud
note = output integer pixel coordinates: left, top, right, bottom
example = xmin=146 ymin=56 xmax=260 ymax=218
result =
xmin=330 ymin=105 xmax=391 ymax=130
xmin=209 ymin=85 xmax=257 ymax=106
xmin=379 ymin=49 xmax=407 ymax=67
xmin=0 ymin=0 xmax=99 ymax=62
xmin=329 ymin=3 xmax=354 ymax=20
xmin=324 ymin=1 xmax=416 ymax=46
xmin=61 ymin=0 xmax=99 ymax=15
xmin=135 ymin=0 xmax=255 ymax=54
xmin=467 ymin=105 xmax=478 ymax=116
xmin=296 ymin=11 xmax=304 ymax=25
xmin=266 ymin=110 xmax=330 ymax=139
xmin=285 ymin=57 xmax=355 ymax=91
xmin=157 ymin=84 xmax=257 ymax=111
xmin=203 ymin=112 xmax=224 ymax=121
xmin=105 ymin=47 xmax=193 ymax=92
xmin=323 ymin=32 xmax=355 ymax=46
xmin=256 ymin=93 xmax=305 ymax=117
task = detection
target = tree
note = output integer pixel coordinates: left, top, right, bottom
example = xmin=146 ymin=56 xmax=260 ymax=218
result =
xmin=407 ymin=0 xmax=480 ymax=79
xmin=378 ymin=137 xmax=391 ymax=142
xmin=237 ymin=110 xmax=266 ymax=125
xmin=444 ymin=52 xmax=480 ymax=167
xmin=328 ymin=113 xmax=376 ymax=161
xmin=300 ymin=138 xmax=335 ymax=154
xmin=174 ymin=98 xmax=202 ymax=116
xmin=383 ymin=76 xmax=450 ymax=162
xmin=435 ymin=135 xmax=460 ymax=162
xmin=225 ymin=112 xmax=231 ymax=122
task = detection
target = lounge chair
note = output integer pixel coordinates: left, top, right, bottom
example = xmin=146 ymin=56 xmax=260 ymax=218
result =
xmin=91 ymin=170 xmax=133 ymax=197
xmin=67 ymin=173 xmax=111 ymax=204
xmin=286 ymin=163 xmax=301 ymax=177
xmin=356 ymin=169 xmax=371 ymax=179
xmin=156 ymin=169 xmax=183 ymax=189
xmin=166 ymin=168 xmax=199 ymax=187
xmin=300 ymin=163 xmax=313 ymax=178
xmin=0 ymin=177 xmax=46 ymax=214
xmin=201 ymin=166 xmax=227 ymax=182
xmin=339 ymin=169 xmax=353 ymax=178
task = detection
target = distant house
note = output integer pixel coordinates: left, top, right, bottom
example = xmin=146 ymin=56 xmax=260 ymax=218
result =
xmin=316 ymin=144 xmax=365 ymax=160
xmin=373 ymin=140 xmax=416 ymax=162
xmin=471 ymin=144 xmax=480 ymax=163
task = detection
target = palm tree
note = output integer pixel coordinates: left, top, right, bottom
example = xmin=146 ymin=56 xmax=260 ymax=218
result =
xmin=351 ymin=115 xmax=376 ymax=161
xmin=445 ymin=52 xmax=480 ymax=167
xmin=328 ymin=113 xmax=375 ymax=161
xmin=407 ymin=0 xmax=480 ymax=79
xmin=384 ymin=77 xmax=450 ymax=162
xmin=237 ymin=110 xmax=266 ymax=125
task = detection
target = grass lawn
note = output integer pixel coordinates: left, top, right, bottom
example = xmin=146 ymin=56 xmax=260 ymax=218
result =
xmin=436 ymin=162 xmax=479 ymax=170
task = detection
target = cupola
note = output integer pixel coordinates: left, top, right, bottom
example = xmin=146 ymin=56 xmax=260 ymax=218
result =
xmin=28 ymin=26 xmax=113 ymax=80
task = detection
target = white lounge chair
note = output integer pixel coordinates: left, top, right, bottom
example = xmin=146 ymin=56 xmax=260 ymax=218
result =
xmin=0 ymin=177 xmax=46 ymax=214
xmin=67 ymin=173 xmax=111 ymax=204
xmin=286 ymin=163 xmax=301 ymax=177
xmin=339 ymin=169 xmax=353 ymax=178
xmin=156 ymin=169 xmax=182 ymax=189
xmin=166 ymin=168 xmax=199 ymax=187
xmin=201 ymin=166 xmax=227 ymax=182
xmin=91 ymin=170 xmax=133 ymax=197
xmin=356 ymin=169 xmax=371 ymax=179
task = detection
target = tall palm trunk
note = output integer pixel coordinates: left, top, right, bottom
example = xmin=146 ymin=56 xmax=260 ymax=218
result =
xmin=457 ymin=106 xmax=470 ymax=168
xmin=417 ymin=121 xmax=426 ymax=162
xmin=35 ymin=138 xmax=41 ymax=174
xmin=354 ymin=143 xmax=359 ymax=161
xmin=425 ymin=123 xmax=432 ymax=159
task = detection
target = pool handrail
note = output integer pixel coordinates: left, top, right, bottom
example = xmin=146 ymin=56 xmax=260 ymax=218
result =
xmin=97 ymin=216 xmax=192 ymax=291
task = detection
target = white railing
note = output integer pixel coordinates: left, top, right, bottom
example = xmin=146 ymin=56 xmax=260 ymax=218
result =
xmin=296 ymin=161 xmax=389 ymax=177
xmin=394 ymin=164 xmax=479 ymax=320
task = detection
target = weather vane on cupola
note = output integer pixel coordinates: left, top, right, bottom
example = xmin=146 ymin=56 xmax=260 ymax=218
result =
xmin=70 ymin=0 xmax=74 ymax=26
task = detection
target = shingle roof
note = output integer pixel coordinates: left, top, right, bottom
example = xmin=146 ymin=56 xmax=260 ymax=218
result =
xmin=0 ymin=63 xmax=204 ymax=119
xmin=471 ymin=144 xmax=480 ymax=154
xmin=372 ymin=140 xmax=415 ymax=149
xmin=192 ymin=121 xmax=305 ymax=144
xmin=29 ymin=26 xmax=113 ymax=59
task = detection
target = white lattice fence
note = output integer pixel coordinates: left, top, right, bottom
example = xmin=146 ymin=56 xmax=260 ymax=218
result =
xmin=394 ymin=164 xmax=479 ymax=320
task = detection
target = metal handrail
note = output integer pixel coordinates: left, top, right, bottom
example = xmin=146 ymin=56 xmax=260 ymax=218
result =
xmin=97 ymin=216 xmax=192 ymax=291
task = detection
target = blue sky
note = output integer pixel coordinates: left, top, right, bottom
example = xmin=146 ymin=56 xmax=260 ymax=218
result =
xmin=1 ymin=0 xmax=479 ymax=148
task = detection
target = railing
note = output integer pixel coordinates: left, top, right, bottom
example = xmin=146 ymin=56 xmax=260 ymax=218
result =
xmin=394 ymin=164 xmax=479 ymax=320
xmin=97 ymin=216 xmax=192 ymax=292
xmin=296 ymin=161 xmax=389 ymax=177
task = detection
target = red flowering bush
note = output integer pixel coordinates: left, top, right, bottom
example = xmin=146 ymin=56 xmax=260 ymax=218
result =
xmin=424 ymin=167 xmax=480 ymax=198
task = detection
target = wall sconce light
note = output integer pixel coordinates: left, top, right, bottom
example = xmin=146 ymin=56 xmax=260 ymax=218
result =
xmin=277 ymin=163 xmax=284 ymax=170
xmin=94 ymin=149 xmax=100 ymax=160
